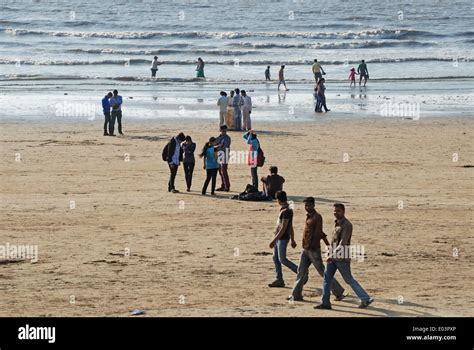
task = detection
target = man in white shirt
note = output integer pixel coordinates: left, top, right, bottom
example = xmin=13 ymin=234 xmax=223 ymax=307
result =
xmin=217 ymin=91 xmax=228 ymax=127
xmin=151 ymin=56 xmax=162 ymax=78
xmin=233 ymin=88 xmax=244 ymax=131
xmin=241 ymin=90 xmax=252 ymax=131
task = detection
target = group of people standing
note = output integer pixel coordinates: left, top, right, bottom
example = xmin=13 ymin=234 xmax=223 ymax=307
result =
xmin=269 ymin=192 xmax=374 ymax=310
xmin=217 ymin=88 xmax=253 ymax=131
xmin=164 ymin=127 xmax=263 ymax=196
xmin=101 ymin=90 xmax=124 ymax=136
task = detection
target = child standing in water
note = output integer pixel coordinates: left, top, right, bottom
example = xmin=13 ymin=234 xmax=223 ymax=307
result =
xmin=349 ymin=67 xmax=357 ymax=87
xmin=265 ymin=66 xmax=271 ymax=81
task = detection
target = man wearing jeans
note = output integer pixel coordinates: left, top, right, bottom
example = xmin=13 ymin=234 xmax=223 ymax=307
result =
xmin=315 ymin=203 xmax=374 ymax=310
xmin=268 ymin=191 xmax=298 ymax=288
xmin=290 ymin=197 xmax=345 ymax=301
xmin=101 ymin=92 xmax=112 ymax=136
xmin=109 ymin=89 xmax=123 ymax=136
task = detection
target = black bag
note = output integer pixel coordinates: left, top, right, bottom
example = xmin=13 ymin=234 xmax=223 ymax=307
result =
xmin=230 ymin=184 xmax=271 ymax=201
xmin=162 ymin=142 xmax=169 ymax=162
xmin=257 ymin=147 xmax=265 ymax=167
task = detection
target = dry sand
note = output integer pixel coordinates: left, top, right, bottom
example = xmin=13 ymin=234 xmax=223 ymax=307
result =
xmin=0 ymin=116 xmax=473 ymax=317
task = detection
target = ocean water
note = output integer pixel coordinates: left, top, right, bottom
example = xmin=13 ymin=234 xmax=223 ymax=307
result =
xmin=0 ymin=0 xmax=473 ymax=120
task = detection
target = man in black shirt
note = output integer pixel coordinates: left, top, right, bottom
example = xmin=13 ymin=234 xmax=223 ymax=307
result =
xmin=268 ymin=191 xmax=298 ymax=288
xmin=261 ymin=165 xmax=285 ymax=200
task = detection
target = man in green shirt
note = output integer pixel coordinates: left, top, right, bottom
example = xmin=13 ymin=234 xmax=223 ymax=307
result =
xmin=312 ymin=59 xmax=326 ymax=84
xmin=357 ymin=60 xmax=369 ymax=87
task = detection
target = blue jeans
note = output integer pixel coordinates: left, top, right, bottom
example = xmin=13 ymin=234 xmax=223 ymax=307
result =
xmin=234 ymin=108 xmax=242 ymax=130
xmin=273 ymin=239 xmax=298 ymax=282
xmin=322 ymin=260 xmax=370 ymax=305
xmin=291 ymin=249 xmax=345 ymax=299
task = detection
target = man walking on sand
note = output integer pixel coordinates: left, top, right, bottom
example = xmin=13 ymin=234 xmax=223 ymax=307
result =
xmin=290 ymin=197 xmax=346 ymax=301
xmin=101 ymin=92 xmax=113 ymax=136
xmin=278 ymin=65 xmax=289 ymax=91
xmin=268 ymin=191 xmax=298 ymax=288
xmin=315 ymin=203 xmax=374 ymax=310
xmin=109 ymin=89 xmax=123 ymax=136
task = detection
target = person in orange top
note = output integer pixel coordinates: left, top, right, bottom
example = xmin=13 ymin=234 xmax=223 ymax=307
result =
xmin=278 ymin=65 xmax=289 ymax=91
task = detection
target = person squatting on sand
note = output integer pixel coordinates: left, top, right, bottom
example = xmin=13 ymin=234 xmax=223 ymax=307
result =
xmin=261 ymin=166 xmax=285 ymax=200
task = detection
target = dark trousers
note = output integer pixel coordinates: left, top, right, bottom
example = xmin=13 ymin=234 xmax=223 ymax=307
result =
xmin=316 ymin=94 xmax=329 ymax=112
xmin=202 ymin=168 xmax=218 ymax=194
xmin=151 ymin=68 xmax=157 ymax=77
xmin=103 ymin=112 xmax=111 ymax=134
xmin=168 ymin=163 xmax=178 ymax=191
xmin=110 ymin=110 xmax=123 ymax=135
xmin=183 ymin=162 xmax=195 ymax=190
xmin=219 ymin=163 xmax=230 ymax=190
xmin=251 ymin=166 xmax=258 ymax=190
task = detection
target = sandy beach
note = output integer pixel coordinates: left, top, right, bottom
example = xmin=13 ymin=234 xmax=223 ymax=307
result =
xmin=1 ymin=116 xmax=472 ymax=317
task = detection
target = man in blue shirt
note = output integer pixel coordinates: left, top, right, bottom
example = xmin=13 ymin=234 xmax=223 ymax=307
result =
xmin=101 ymin=92 xmax=113 ymax=136
xmin=109 ymin=89 xmax=124 ymax=136
xmin=216 ymin=125 xmax=232 ymax=192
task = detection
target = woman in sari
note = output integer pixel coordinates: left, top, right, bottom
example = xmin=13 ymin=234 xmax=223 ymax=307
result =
xmin=196 ymin=57 xmax=205 ymax=78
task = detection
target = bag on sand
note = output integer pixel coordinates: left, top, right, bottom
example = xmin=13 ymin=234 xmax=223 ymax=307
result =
xmin=257 ymin=146 xmax=265 ymax=167
xmin=162 ymin=142 xmax=169 ymax=162
xmin=231 ymin=184 xmax=271 ymax=201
